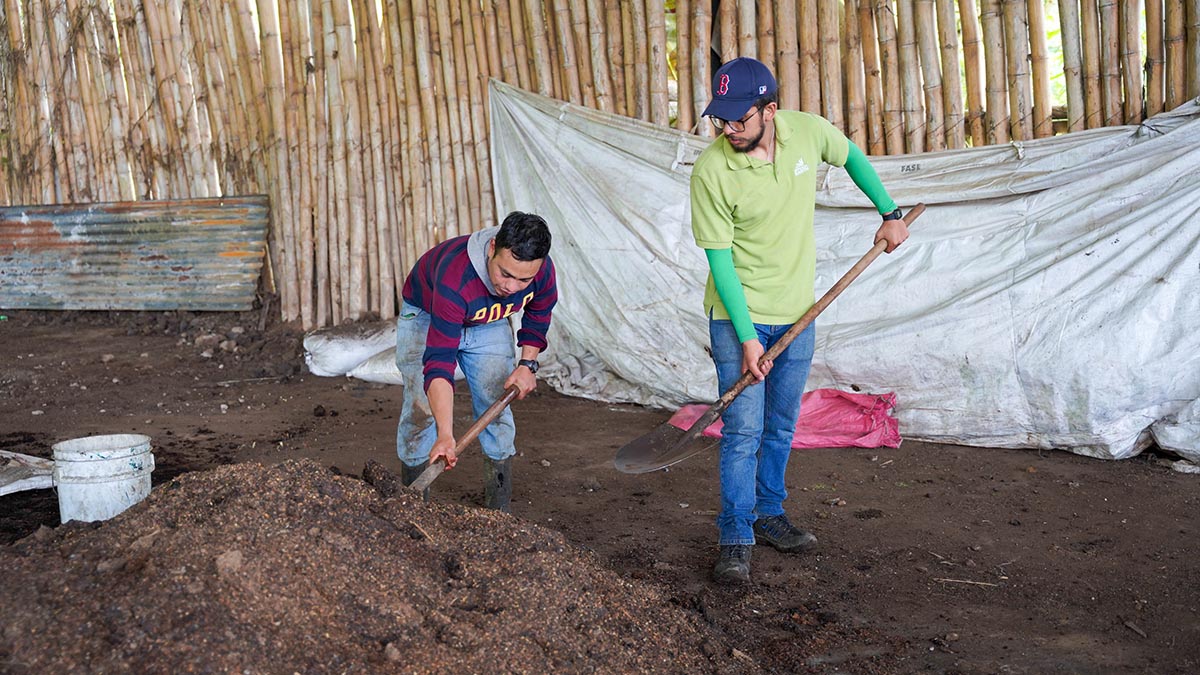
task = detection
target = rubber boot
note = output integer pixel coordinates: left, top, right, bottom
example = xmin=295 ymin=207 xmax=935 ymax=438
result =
xmin=483 ymin=457 xmax=512 ymax=513
xmin=401 ymin=460 xmax=429 ymax=500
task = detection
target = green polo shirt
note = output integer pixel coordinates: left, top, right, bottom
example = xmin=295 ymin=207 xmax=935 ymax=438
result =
xmin=690 ymin=110 xmax=849 ymax=325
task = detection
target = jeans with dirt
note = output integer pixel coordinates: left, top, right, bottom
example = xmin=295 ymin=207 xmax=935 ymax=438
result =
xmin=395 ymin=302 xmax=517 ymax=467
xmin=709 ymin=319 xmax=815 ymax=546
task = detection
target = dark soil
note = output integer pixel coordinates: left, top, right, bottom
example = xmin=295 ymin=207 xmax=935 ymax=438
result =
xmin=1 ymin=309 xmax=1197 ymax=674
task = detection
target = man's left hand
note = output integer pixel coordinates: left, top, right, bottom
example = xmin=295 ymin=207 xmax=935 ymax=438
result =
xmin=505 ymin=366 xmax=538 ymax=399
xmin=874 ymin=219 xmax=909 ymax=253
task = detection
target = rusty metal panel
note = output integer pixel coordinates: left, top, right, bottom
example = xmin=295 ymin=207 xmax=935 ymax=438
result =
xmin=0 ymin=196 xmax=269 ymax=311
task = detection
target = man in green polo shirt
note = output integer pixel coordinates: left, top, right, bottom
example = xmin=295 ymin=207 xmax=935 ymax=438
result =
xmin=691 ymin=57 xmax=909 ymax=584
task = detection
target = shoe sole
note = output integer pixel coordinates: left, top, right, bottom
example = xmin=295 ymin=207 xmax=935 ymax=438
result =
xmin=713 ymin=568 xmax=751 ymax=584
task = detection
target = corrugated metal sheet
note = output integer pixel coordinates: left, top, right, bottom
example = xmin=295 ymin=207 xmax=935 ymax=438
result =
xmin=0 ymin=196 xmax=269 ymax=311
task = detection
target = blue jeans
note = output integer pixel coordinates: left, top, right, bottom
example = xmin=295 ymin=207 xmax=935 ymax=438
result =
xmin=709 ymin=319 xmax=815 ymax=545
xmin=395 ymin=302 xmax=517 ymax=466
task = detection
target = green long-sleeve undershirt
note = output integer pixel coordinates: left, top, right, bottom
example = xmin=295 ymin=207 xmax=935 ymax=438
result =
xmin=705 ymin=142 xmax=897 ymax=344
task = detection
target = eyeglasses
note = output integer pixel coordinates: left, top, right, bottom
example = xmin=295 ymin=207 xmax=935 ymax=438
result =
xmin=710 ymin=106 xmax=763 ymax=133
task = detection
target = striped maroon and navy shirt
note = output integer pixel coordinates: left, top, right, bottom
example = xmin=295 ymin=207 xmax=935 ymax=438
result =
xmin=401 ymin=233 xmax=557 ymax=391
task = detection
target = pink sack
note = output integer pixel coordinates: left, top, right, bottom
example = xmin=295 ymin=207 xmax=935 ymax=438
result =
xmin=667 ymin=389 xmax=901 ymax=449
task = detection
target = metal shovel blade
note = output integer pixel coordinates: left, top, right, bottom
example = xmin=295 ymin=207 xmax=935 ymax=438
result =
xmin=613 ymin=403 xmax=726 ymax=474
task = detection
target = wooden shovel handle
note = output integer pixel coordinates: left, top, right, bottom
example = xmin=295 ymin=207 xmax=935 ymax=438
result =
xmin=408 ymin=384 xmax=521 ymax=493
xmin=716 ymin=203 xmax=926 ymax=407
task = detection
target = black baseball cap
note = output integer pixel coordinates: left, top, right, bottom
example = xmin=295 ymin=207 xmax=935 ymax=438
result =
xmin=702 ymin=57 xmax=778 ymax=121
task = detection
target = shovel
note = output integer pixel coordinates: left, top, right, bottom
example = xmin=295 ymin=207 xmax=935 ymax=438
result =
xmin=407 ymin=384 xmax=521 ymax=494
xmin=613 ymin=203 xmax=926 ymax=474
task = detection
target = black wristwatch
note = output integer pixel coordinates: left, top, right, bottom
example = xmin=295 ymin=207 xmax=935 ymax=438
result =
xmin=882 ymin=207 xmax=904 ymax=221
xmin=517 ymin=358 xmax=539 ymax=374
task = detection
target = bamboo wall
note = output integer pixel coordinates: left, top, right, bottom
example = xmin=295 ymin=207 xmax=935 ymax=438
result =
xmin=1 ymin=0 xmax=1198 ymax=328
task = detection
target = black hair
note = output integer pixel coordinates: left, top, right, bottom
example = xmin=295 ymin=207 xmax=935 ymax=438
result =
xmin=753 ymin=91 xmax=779 ymax=110
xmin=494 ymin=211 xmax=551 ymax=261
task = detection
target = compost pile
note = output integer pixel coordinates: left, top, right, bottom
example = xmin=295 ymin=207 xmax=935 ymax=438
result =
xmin=0 ymin=460 xmax=755 ymax=674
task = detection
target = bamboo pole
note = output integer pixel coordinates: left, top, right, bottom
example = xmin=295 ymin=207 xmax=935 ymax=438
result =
xmin=526 ymin=0 xmax=554 ymax=97
xmin=647 ymin=0 xmax=669 ymax=125
xmin=692 ymin=0 xmax=713 ymax=137
xmin=287 ymin=0 xmax=317 ymax=325
xmin=980 ymin=0 xmax=1010 ymax=142
xmin=631 ymin=0 xmax=650 ymax=120
xmin=800 ymin=0 xmax=820 ymax=112
xmin=508 ymin=0 xmax=533 ymax=91
xmin=818 ymin=0 xmax=843 ymax=130
xmin=576 ymin=0 xmax=601 ymax=108
xmin=88 ymin=2 xmax=134 ymax=199
xmin=49 ymin=3 xmax=91 ymax=201
xmin=173 ymin=0 xmax=218 ymax=196
xmin=552 ymin=0 xmax=583 ymax=103
xmin=1026 ymin=0 xmax=1053 ymax=136
xmin=1188 ymin=0 xmax=1200 ymax=98
xmin=65 ymin=0 xmax=108 ymax=201
xmin=411 ymin=0 xmax=451 ymax=247
xmin=757 ymin=0 xmax=775 ymax=70
xmin=585 ymin=0 xmax=614 ymax=111
xmin=30 ymin=0 xmax=71 ymax=199
xmin=606 ymin=0 xmax=628 ymax=116
xmin=738 ymin=0 xmax=757 ymax=56
xmin=321 ymin=0 xmax=348 ymax=321
xmin=392 ymin=0 xmax=430 ymax=263
xmin=384 ymin=0 xmax=414 ymax=283
xmin=235 ymin=0 xmax=278 ymax=290
xmin=258 ymin=0 xmax=301 ymax=320
xmin=1118 ymin=0 xmax=1143 ymax=123
xmin=897 ymin=0 xmax=925 ymax=152
xmin=1098 ymin=0 xmax=1121 ymax=125
xmin=460 ymin=0 xmax=495 ymax=229
xmin=777 ymin=0 xmax=800 ymax=111
xmin=188 ymin=1 xmax=233 ymax=193
xmin=444 ymin=0 xmax=482 ymax=233
xmin=622 ymin=1 xmax=637 ymax=115
xmin=859 ymin=1 xmax=886 ymax=153
xmin=1059 ymin=0 xmax=1086 ymax=131
xmin=1001 ymin=0 xmax=1033 ymax=140
xmin=482 ymin=0 xmax=503 ymax=81
xmin=1165 ymin=0 xmax=1185 ymax=108
xmin=1145 ymin=0 xmax=1164 ymax=117
xmin=936 ymin=0 xmax=965 ymax=147
xmin=959 ymin=0 xmax=986 ymax=145
xmin=155 ymin=0 xmax=203 ymax=196
xmin=844 ymin=0 xmax=869 ymax=148
xmin=718 ymin=0 xmax=737 ymax=61
xmin=2 ymin=0 xmax=43 ymax=202
xmin=914 ymin=0 xmax=946 ymax=151
xmin=431 ymin=0 xmax=469 ymax=240
xmin=466 ymin=0 xmax=493 ymax=89
xmin=677 ymin=0 xmax=694 ymax=132
xmin=875 ymin=0 xmax=905 ymax=153
xmin=307 ymin=0 xmax=331 ymax=326
xmin=1080 ymin=0 xmax=1103 ymax=126
xmin=214 ymin=1 xmax=263 ymax=191
xmin=277 ymin=0 xmax=310 ymax=320
xmin=542 ymin=0 xmax=562 ymax=99
xmin=356 ymin=0 xmax=396 ymax=318
xmin=494 ymin=0 xmax=519 ymax=84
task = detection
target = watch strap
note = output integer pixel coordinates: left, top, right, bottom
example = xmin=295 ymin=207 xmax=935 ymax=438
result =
xmin=518 ymin=358 xmax=539 ymax=374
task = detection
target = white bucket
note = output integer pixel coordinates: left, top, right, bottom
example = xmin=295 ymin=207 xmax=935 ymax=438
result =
xmin=52 ymin=434 xmax=155 ymax=523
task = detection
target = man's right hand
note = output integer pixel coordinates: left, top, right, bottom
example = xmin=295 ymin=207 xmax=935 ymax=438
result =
xmin=742 ymin=339 xmax=771 ymax=381
xmin=429 ymin=434 xmax=458 ymax=469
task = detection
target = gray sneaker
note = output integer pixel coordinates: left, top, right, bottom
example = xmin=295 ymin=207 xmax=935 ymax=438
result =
xmin=713 ymin=544 xmax=752 ymax=583
xmin=753 ymin=514 xmax=818 ymax=553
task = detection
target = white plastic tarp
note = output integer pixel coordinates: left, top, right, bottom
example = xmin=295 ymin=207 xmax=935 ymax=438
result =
xmin=488 ymin=79 xmax=1200 ymax=461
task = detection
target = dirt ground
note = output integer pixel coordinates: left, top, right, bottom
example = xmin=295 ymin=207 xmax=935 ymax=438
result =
xmin=1 ymin=309 xmax=1197 ymax=674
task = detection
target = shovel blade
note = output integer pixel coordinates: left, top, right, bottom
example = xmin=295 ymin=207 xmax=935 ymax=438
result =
xmin=613 ymin=419 xmax=721 ymax=474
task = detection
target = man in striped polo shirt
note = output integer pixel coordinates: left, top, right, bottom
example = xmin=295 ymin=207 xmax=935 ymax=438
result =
xmin=395 ymin=211 xmax=558 ymax=512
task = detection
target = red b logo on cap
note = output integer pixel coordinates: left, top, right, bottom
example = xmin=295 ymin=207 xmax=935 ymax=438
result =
xmin=717 ymin=74 xmax=729 ymax=95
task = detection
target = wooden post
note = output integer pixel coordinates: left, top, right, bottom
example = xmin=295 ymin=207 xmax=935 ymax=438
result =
xmin=431 ymin=0 xmax=469 ymax=241
xmin=631 ymin=0 xmax=650 ymax=120
xmin=1001 ymin=0 xmax=1033 ymax=140
xmin=1027 ymin=0 xmax=1054 ymax=136
xmin=606 ymin=0 xmax=628 ymax=116
xmin=677 ymin=0 xmax=694 ymax=132
xmin=90 ymin=2 xmax=135 ymax=200
xmin=936 ymin=0 xmax=965 ymax=148
xmin=569 ymin=0 xmax=597 ymax=106
xmin=1080 ymin=0 xmax=1104 ymax=126
xmin=859 ymin=1 xmax=887 ymax=153
xmin=1188 ymin=0 xmax=1200 ymax=98
xmin=551 ymin=0 xmax=583 ymax=103
xmin=526 ymin=1 xmax=555 ymax=97
xmin=508 ymin=0 xmax=533 ymax=91
xmin=757 ymin=0 xmax=775 ymax=71
xmin=692 ymin=0 xmax=714 ymax=137
xmin=959 ymin=0 xmax=987 ymax=145
xmin=1165 ymin=0 xmax=1186 ymax=109
xmin=332 ymin=0 xmax=369 ymax=317
xmin=359 ymin=0 xmax=398 ymax=318
xmin=718 ymin=0 xmax=737 ymax=62
xmin=776 ymin=0 xmax=800 ymax=111
xmin=494 ymin=0 xmax=519 ymax=84
xmin=1098 ymin=0 xmax=1122 ymax=125
xmin=897 ymin=0 xmax=925 ymax=153
xmin=818 ymin=0 xmax=844 ymax=131
xmin=980 ymin=0 xmax=1010 ymax=143
xmin=1119 ymin=0 xmax=1144 ymax=123
xmin=1059 ymin=0 xmax=1087 ymax=131
xmin=844 ymin=0 xmax=869 ymax=148
xmin=279 ymin=0 xmax=315 ymax=326
xmin=800 ymin=0 xmax=821 ymax=112
xmin=1145 ymin=0 xmax=1164 ymax=117
xmin=460 ymin=0 xmax=495 ymax=229
xmin=875 ymin=0 xmax=905 ymax=153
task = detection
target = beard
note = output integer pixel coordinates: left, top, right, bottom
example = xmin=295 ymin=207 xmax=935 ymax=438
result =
xmin=728 ymin=124 xmax=766 ymax=153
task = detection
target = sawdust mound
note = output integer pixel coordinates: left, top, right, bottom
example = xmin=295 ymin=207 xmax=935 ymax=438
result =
xmin=0 ymin=460 xmax=754 ymax=674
